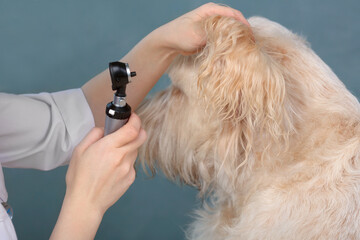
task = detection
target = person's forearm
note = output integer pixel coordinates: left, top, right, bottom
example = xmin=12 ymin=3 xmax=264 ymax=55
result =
xmin=50 ymin=194 xmax=103 ymax=240
xmin=82 ymin=26 xmax=178 ymax=127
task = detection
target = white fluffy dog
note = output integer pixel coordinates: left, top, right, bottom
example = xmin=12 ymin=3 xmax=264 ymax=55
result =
xmin=137 ymin=16 xmax=360 ymax=240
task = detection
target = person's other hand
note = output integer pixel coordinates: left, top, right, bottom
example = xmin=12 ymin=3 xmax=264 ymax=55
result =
xmin=65 ymin=113 xmax=146 ymax=217
xmin=157 ymin=2 xmax=249 ymax=55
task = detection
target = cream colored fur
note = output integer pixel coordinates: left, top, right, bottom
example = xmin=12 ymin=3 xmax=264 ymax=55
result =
xmin=137 ymin=16 xmax=360 ymax=240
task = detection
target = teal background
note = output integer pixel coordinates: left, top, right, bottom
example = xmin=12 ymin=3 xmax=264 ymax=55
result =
xmin=0 ymin=0 xmax=359 ymax=239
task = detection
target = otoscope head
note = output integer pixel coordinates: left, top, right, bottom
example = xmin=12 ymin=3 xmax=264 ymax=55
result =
xmin=109 ymin=62 xmax=136 ymax=97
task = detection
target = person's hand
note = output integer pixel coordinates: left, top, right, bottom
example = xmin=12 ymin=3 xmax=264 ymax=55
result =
xmin=65 ymin=113 xmax=146 ymax=216
xmin=156 ymin=2 xmax=250 ymax=55
xmin=51 ymin=113 xmax=146 ymax=240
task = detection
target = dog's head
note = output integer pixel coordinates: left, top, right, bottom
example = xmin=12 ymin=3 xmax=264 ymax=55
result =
xmin=138 ymin=16 xmax=314 ymax=194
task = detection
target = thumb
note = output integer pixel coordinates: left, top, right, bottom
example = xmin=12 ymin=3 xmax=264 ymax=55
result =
xmin=75 ymin=127 xmax=104 ymax=153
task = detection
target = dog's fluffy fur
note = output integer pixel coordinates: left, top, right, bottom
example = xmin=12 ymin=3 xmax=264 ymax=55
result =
xmin=137 ymin=16 xmax=360 ymax=239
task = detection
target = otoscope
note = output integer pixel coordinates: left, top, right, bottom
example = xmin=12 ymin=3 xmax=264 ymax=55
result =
xmin=104 ymin=62 xmax=136 ymax=136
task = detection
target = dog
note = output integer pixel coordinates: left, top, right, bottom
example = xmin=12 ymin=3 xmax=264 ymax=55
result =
xmin=137 ymin=15 xmax=360 ymax=240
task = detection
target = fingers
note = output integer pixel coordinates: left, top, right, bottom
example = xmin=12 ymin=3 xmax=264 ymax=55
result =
xmin=109 ymin=129 xmax=146 ymax=184
xmin=123 ymin=128 xmax=147 ymax=151
xmin=115 ymin=128 xmax=147 ymax=165
xmin=198 ymin=2 xmax=250 ymax=26
xmin=102 ymin=113 xmax=142 ymax=148
xmin=75 ymin=127 xmax=104 ymax=153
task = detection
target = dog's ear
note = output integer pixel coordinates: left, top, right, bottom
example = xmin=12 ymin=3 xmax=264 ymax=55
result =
xmin=197 ymin=16 xmax=294 ymax=156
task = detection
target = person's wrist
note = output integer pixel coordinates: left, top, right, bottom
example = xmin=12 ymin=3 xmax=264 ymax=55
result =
xmin=147 ymin=24 xmax=180 ymax=57
xmin=63 ymin=191 xmax=104 ymax=224
xmin=50 ymin=192 xmax=104 ymax=240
